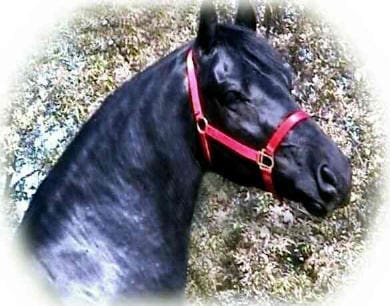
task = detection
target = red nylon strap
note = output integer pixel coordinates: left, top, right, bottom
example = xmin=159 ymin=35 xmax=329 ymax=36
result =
xmin=186 ymin=49 xmax=310 ymax=198
xmin=261 ymin=110 xmax=310 ymax=195
xmin=206 ymin=125 xmax=259 ymax=161
xmin=186 ymin=49 xmax=211 ymax=161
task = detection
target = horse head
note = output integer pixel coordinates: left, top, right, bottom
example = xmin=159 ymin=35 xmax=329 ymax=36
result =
xmin=191 ymin=0 xmax=352 ymax=217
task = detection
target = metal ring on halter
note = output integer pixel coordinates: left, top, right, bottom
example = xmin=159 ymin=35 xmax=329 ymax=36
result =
xmin=257 ymin=149 xmax=274 ymax=172
xmin=196 ymin=117 xmax=208 ymax=134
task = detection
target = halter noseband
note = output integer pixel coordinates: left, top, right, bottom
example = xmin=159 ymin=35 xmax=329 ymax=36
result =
xmin=186 ymin=49 xmax=310 ymax=198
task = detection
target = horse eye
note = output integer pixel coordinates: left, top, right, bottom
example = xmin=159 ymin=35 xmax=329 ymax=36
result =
xmin=223 ymin=90 xmax=248 ymax=104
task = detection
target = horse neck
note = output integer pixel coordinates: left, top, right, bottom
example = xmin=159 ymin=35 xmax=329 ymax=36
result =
xmin=24 ymin=43 xmax=204 ymax=243
xmin=127 ymin=44 xmax=205 ymax=222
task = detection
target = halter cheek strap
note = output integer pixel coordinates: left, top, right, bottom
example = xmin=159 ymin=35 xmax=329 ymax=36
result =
xmin=186 ymin=49 xmax=310 ymax=198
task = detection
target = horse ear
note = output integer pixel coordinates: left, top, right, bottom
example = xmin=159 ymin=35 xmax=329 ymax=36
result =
xmin=235 ymin=0 xmax=257 ymax=31
xmin=196 ymin=1 xmax=218 ymax=53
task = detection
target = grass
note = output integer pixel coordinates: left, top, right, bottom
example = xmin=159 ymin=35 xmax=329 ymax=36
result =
xmin=0 ymin=1 xmax=385 ymax=305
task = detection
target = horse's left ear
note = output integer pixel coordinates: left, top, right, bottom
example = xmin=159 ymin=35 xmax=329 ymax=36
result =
xmin=196 ymin=1 xmax=218 ymax=53
xmin=235 ymin=0 xmax=257 ymax=31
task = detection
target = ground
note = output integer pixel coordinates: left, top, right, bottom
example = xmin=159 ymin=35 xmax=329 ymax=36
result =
xmin=0 ymin=1 xmax=384 ymax=305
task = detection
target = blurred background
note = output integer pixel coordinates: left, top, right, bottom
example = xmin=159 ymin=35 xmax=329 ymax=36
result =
xmin=0 ymin=1 xmax=386 ymax=305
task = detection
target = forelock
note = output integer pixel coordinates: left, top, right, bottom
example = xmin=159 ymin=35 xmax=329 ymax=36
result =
xmin=214 ymin=24 xmax=293 ymax=89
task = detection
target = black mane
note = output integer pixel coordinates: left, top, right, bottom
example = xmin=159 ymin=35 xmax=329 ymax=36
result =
xmin=216 ymin=24 xmax=293 ymax=89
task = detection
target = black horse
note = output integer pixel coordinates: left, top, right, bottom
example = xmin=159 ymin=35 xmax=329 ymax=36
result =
xmin=19 ymin=0 xmax=352 ymax=304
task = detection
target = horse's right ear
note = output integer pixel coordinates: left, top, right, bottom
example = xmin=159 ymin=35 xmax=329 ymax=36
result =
xmin=235 ymin=0 xmax=257 ymax=31
xmin=196 ymin=1 xmax=217 ymax=53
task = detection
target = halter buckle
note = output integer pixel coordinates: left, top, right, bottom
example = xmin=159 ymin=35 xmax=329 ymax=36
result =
xmin=196 ymin=116 xmax=208 ymax=134
xmin=257 ymin=149 xmax=274 ymax=172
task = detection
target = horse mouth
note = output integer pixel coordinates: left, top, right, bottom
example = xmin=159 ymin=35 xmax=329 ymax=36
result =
xmin=302 ymin=201 xmax=328 ymax=218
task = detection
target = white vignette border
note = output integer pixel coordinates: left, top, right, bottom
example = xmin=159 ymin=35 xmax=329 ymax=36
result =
xmin=0 ymin=0 xmax=389 ymax=305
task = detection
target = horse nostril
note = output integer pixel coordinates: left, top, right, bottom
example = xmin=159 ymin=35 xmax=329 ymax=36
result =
xmin=317 ymin=164 xmax=338 ymax=201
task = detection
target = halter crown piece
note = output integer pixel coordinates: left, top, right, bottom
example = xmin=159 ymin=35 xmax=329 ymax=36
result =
xmin=186 ymin=49 xmax=310 ymax=198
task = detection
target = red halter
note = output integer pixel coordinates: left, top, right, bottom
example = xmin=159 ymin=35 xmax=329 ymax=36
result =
xmin=186 ymin=49 xmax=310 ymax=197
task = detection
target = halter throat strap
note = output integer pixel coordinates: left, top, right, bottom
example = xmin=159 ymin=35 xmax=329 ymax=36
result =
xmin=186 ymin=49 xmax=310 ymax=197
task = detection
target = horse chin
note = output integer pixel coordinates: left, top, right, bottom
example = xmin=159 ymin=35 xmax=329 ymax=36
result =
xmin=302 ymin=201 xmax=329 ymax=218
